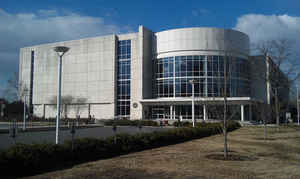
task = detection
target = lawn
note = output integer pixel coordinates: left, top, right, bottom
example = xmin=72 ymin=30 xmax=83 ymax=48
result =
xmin=25 ymin=126 xmax=300 ymax=179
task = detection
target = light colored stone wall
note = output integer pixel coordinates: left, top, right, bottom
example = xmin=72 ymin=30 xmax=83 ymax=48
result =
xmin=20 ymin=35 xmax=117 ymax=119
xmin=155 ymin=27 xmax=249 ymax=59
xmin=19 ymin=48 xmax=32 ymax=101
xmin=130 ymin=26 xmax=153 ymax=120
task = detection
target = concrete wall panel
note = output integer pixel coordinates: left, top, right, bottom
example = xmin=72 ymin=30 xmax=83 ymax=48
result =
xmin=20 ymin=35 xmax=117 ymax=119
xmin=155 ymin=27 xmax=249 ymax=58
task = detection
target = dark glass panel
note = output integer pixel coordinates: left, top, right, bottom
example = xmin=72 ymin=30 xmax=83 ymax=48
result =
xmin=194 ymin=82 xmax=200 ymax=96
xmin=169 ymin=57 xmax=173 ymax=77
xmin=187 ymin=82 xmax=192 ymax=95
xmin=187 ymin=60 xmax=193 ymax=76
xmin=163 ymin=62 xmax=168 ymax=77
xmin=175 ymin=59 xmax=180 ymax=76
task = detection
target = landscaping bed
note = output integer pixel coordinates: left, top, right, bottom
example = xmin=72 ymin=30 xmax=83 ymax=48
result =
xmin=27 ymin=126 xmax=300 ymax=179
xmin=0 ymin=121 xmax=240 ymax=177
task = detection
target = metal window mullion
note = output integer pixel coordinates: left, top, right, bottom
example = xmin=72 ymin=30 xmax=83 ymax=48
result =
xmin=173 ymin=56 xmax=176 ymax=97
xmin=205 ymin=55 xmax=208 ymax=97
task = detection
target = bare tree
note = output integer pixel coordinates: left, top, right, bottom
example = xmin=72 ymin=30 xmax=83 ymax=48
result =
xmin=223 ymin=54 xmax=230 ymax=158
xmin=3 ymin=72 xmax=27 ymax=102
xmin=255 ymin=102 xmax=272 ymax=141
xmin=208 ymin=54 xmax=241 ymax=159
xmin=253 ymin=39 xmax=300 ymax=126
xmin=70 ymin=97 xmax=88 ymax=117
xmin=49 ymin=95 xmax=74 ymax=119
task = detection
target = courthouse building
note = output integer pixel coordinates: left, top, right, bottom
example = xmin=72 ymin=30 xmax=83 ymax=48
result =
xmin=19 ymin=26 xmax=287 ymax=121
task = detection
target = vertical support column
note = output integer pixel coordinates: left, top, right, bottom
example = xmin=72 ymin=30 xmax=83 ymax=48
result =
xmin=241 ymin=104 xmax=245 ymax=122
xmin=170 ymin=105 xmax=173 ymax=120
xmin=203 ymin=105 xmax=207 ymax=121
xmin=173 ymin=56 xmax=176 ymax=98
xmin=43 ymin=104 xmax=46 ymax=119
xmin=192 ymin=83 xmax=195 ymax=127
xmin=173 ymin=106 xmax=176 ymax=120
xmin=88 ymin=104 xmax=91 ymax=117
xmin=249 ymin=104 xmax=252 ymax=122
xmin=205 ymin=56 xmax=208 ymax=97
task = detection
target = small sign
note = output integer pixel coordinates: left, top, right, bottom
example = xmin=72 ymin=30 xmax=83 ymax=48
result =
xmin=286 ymin=112 xmax=291 ymax=119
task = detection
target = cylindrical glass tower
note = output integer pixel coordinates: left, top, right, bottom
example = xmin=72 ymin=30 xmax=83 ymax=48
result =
xmin=151 ymin=27 xmax=250 ymax=120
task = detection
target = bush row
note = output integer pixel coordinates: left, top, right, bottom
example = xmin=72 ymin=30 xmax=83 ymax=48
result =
xmin=173 ymin=120 xmax=240 ymax=130
xmin=0 ymin=121 xmax=240 ymax=177
xmin=104 ymin=119 xmax=158 ymax=126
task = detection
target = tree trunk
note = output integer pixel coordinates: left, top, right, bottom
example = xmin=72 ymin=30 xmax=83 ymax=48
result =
xmin=264 ymin=118 xmax=267 ymax=141
xmin=263 ymin=104 xmax=270 ymax=141
xmin=275 ymin=88 xmax=280 ymax=127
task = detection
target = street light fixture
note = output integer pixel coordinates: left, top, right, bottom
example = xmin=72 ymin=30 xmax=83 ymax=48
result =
xmin=23 ymin=87 xmax=29 ymax=131
xmin=189 ymin=79 xmax=197 ymax=127
xmin=54 ymin=46 xmax=69 ymax=144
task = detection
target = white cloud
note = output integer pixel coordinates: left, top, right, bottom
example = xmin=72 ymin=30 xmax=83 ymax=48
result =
xmin=0 ymin=9 xmax=130 ymax=96
xmin=234 ymin=14 xmax=300 ymax=81
xmin=234 ymin=14 xmax=300 ymax=50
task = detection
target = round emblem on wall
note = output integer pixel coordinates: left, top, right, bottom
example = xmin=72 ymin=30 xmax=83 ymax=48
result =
xmin=133 ymin=103 xmax=138 ymax=108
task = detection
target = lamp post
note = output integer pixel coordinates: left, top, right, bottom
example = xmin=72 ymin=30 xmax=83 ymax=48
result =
xmin=189 ymin=79 xmax=197 ymax=127
xmin=54 ymin=46 xmax=69 ymax=144
xmin=297 ymin=86 xmax=299 ymax=126
xmin=23 ymin=88 xmax=29 ymax=131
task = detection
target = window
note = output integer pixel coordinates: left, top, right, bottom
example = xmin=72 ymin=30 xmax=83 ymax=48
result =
xmin=155 ymin=55 xmax=250 ymax=98
xmin=117 ymin=40 xmax=131 ymax=117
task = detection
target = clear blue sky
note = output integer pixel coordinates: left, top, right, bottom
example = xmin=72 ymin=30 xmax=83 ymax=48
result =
xmin=1 ymin=0 xmax=300 ymax=97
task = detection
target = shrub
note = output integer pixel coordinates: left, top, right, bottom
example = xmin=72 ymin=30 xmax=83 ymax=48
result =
xmin=173 ymin=121 xmax=191 ymax=127
xmin=173 ymin=120 xmax=241 ymax=129
xmin=104 ymin=119 xmax=158 ymax=126
xmin=0 ymin=121 xmax=240 ymax=177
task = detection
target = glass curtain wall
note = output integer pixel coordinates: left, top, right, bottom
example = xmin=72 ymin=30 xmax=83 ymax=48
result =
xmin=155 ymin=55 xmax=250 ymax=98
xmin=152 ymin=55 xmax=250 ymax=120
xmin=116 ymin=40 xmax=131 ymax=118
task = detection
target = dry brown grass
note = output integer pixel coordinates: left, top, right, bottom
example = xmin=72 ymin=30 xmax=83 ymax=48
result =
xmin=25 ymin=126 xmax=300 ymax=179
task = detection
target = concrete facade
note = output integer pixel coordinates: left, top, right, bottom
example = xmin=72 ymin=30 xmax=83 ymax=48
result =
xmin=155 ymin=28 xmax=249 ymax=59
xmin=20 ymin=35 xmax=118 ymax=119
xmin=19 ymin=26 xmax=286 ymax=121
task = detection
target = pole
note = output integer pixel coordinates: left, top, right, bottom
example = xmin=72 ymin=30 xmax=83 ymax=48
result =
xmin=203 ymin=105 xmax=207 ymax=121
xmin=297 ymin=86 xmax=299 ymax=126
xmin=23 ymin=95 xmax=26 ymax=131
xmin=223 ymin=54 xmax=228 ymax=159
xmin=56 ymin=55 xmax=62 ymax=144
xmin=192 ymin=82 xmax=195 ymax=127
